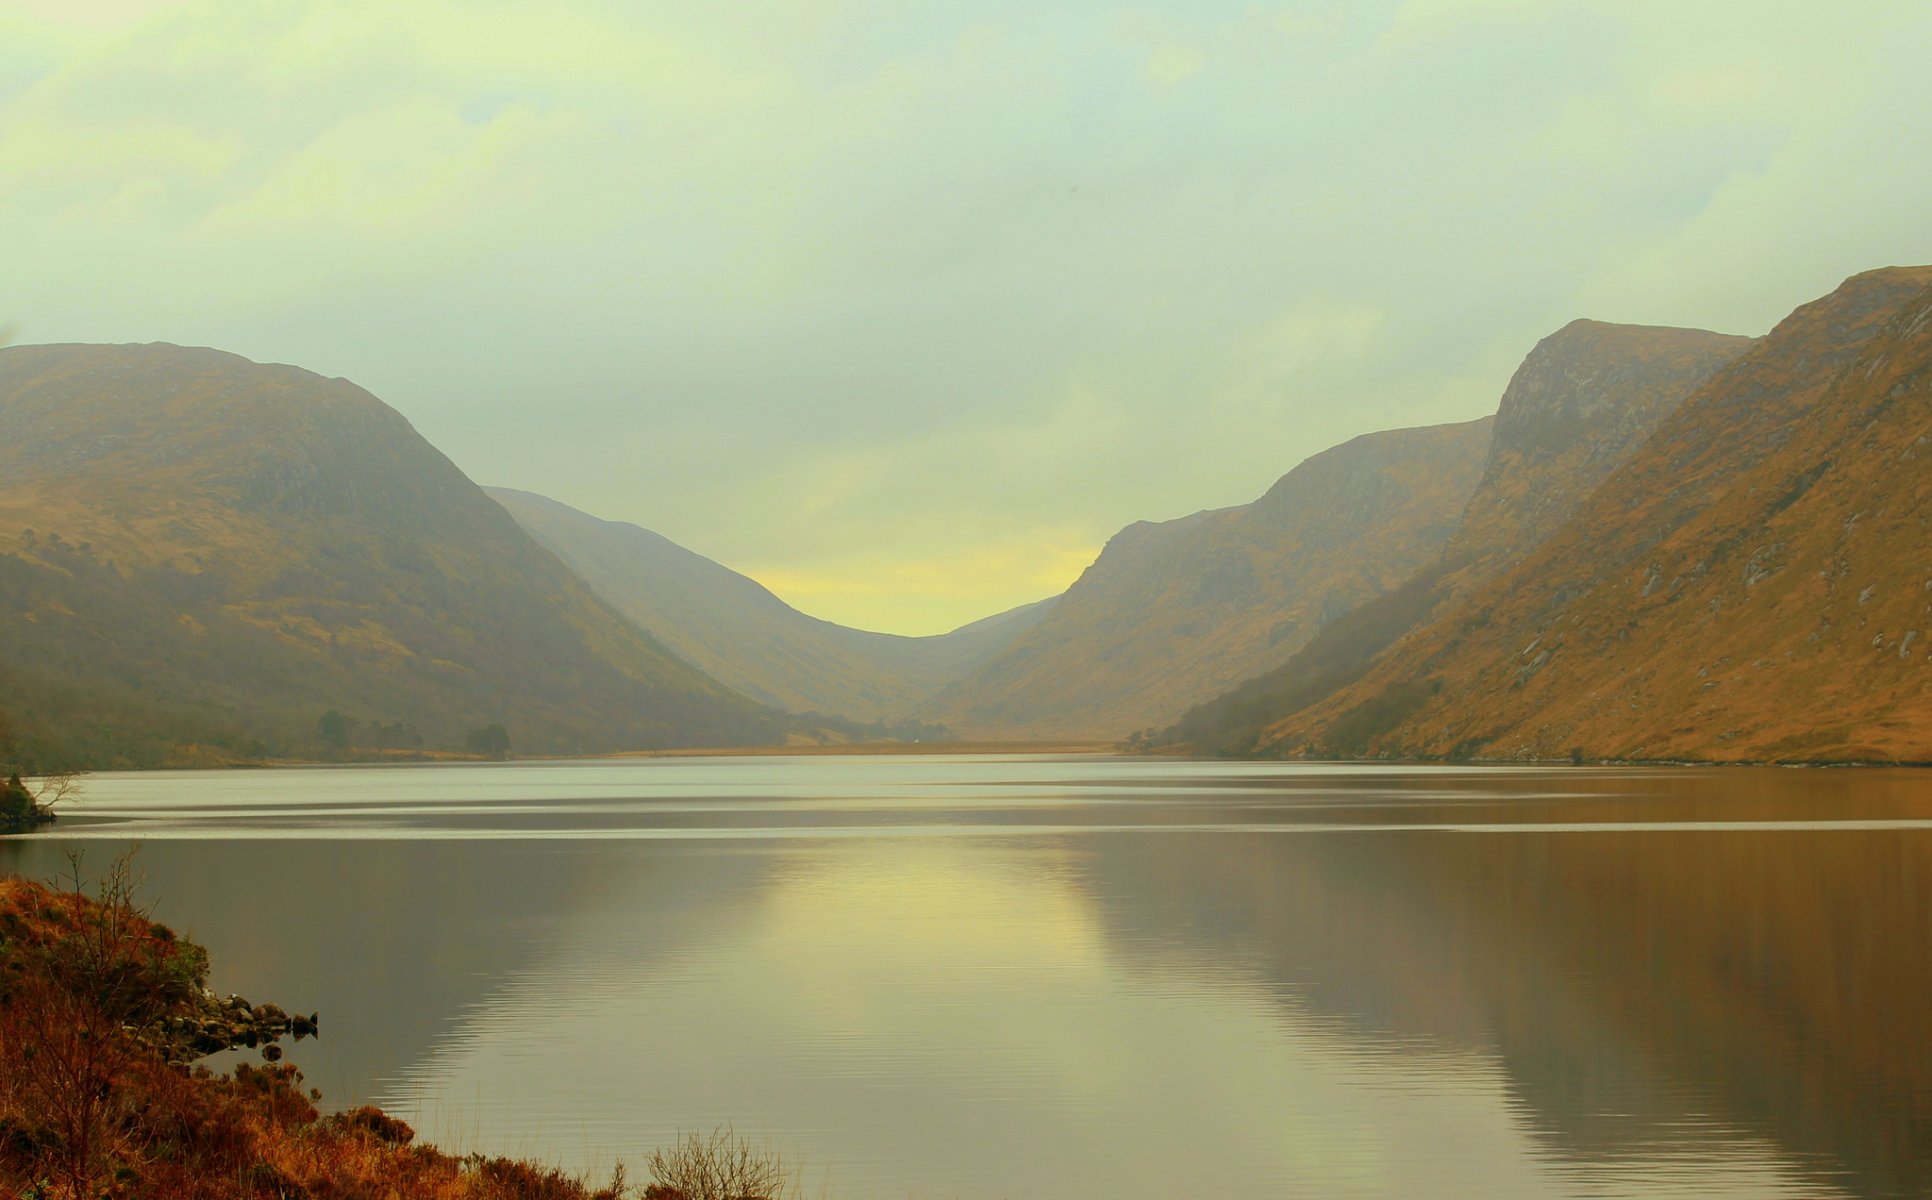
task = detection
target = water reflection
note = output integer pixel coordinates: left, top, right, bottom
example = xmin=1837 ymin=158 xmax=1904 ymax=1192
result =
xmin=2 ymin=758 xmax=1925 ymax=1198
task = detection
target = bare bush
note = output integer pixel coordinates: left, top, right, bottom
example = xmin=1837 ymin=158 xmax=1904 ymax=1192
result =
xmin=643 ymin=1127 xmax=794 ymax=1200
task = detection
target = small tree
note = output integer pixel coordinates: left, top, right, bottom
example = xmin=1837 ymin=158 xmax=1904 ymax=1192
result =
xmin=465 ymin=723 xmax=510 ymax=760
xmin=1 ymin=770 xmax=80 ymax=830
xmin=317 ymin=710 xmax=356 ymax=756
xmin=0 ymin=773 xmax=34 ymax=827
xmin=30 ymin=770 xmax=84 ymax=809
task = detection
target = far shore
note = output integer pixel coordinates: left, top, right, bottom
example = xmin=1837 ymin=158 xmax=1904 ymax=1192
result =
xmin=88 ymin=739 xmax=1127 ymax=772
xmin=606 ymin=739 xmax=1120 ymax=758
xmin=41 ymin=741 xmax=1932 ymax=775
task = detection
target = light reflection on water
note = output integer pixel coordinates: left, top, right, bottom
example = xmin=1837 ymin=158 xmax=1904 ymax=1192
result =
xmin=3 ymin=755 xmax=1927 ymax=1199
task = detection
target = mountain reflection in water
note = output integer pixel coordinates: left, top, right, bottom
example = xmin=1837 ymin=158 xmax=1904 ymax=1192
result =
xmin=2 ymin=757 xmax=1925 ymax=1199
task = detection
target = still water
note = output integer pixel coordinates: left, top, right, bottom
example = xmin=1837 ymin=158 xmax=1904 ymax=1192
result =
xmin=3 ymin=755 xmax=1929 ymax=1198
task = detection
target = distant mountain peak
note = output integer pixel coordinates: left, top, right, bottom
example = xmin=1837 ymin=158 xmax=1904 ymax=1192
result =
xmin=1452 ymin=319 xmax=1754 ymax=564
xmin=1161 ymin=313 xmax=1755 ymax=755
xmin=484 ymin=487 xmax=1055 ymax=722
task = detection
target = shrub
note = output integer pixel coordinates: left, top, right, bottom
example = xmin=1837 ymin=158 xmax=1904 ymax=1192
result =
xmin=644 ymin=1127 xmax=793 ymax=1200
xmin=335 ymin=1105 xmax=416 ymax=1145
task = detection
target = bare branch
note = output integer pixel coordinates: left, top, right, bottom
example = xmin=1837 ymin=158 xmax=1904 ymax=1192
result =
xmin=30 ymin=769 xmax=87 ymax=810
xmin=645 ymin=1126 xmax=797 ymax=1200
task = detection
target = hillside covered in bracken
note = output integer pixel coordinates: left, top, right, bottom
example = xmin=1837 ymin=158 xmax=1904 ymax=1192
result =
xmin=1188 ymin=265 xmax=1932 ymax=763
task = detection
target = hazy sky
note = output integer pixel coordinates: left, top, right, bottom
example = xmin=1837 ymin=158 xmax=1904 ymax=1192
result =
xmin=4 ymin=1 xmax=1930 ymax=633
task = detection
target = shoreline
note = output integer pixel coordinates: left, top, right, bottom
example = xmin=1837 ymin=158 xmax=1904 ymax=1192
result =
xmin=25 ymin=742 xmax=1932 ymax=776
xmin=605 ymin=739 xmax=1120 ymax=758
xmin=74 ymin=740 xmax=1124 ymax=772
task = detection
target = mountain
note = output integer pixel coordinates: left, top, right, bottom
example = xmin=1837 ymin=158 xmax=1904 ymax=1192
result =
xmin=916 ymin=416 xmax=1498 ymax=740
xmin=1243 ymin=265 xmax=1932 ymax=762
xmin=485 ymin=487 xmax=1054 ymax=723
xmin=1443 ymin=320 xmax=1758 ymax=564
xmin=1165 ymin=318 xmax=1754 ymax=751
xmin=0 ymin=343 xmax=780 ymax=768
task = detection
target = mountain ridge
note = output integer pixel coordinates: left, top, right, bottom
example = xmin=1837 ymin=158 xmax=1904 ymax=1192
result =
xmin=918 ymin=416 xmax=1499 ymax=739
xmin=1247 ymin=265 xmax=1932 ymax=762
xmin=1163 ymin=316 xmax=1755 ymax=751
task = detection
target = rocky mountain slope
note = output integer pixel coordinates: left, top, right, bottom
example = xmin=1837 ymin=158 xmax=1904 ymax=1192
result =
xmin=1445 ymin=320 xmax=1758 ymax=564
xmin=1165 ymin=319 xmax=1753 ymax=750
xmin=1248 ymin=265 xmax=1932 ymax=762
xmin=487 ymin=487 xmax=1053 ymax=722
xmin=0 ymin=344 xmax=780 ymax=766
xmin=918 ymin=417 xmax=1497 ymax=739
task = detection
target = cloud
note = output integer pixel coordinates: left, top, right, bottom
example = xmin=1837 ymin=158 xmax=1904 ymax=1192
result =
xmin=3 ymin=0 xmax=1930 ymax=633
xmin=1143 ymin=45 xmax=1205 ymax=87
xmin=202 ymin=98 xmax=551 ymax=234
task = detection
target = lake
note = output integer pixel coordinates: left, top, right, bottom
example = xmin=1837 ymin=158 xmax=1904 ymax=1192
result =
xmin=3 ymin=755 xmax=1928 ymax=1198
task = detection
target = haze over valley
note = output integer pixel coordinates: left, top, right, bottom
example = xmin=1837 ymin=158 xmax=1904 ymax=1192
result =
xmin=4 ymin=5 xmax=1932 ymax=1198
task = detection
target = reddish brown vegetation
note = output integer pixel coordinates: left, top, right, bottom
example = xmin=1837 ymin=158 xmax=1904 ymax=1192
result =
xmin=0 ymin=874 xmax=633 ymax=1200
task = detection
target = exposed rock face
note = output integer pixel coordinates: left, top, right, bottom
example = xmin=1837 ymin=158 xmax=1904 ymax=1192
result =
xmin=487 ymin=487 xmax=1053 ymax=723
xmin=1164 ymin=319 xmax=1751 ymax=752
xmin=0 ymin=343 xmax=778 ymax=761
xmin=1449 ymin=320 xmax=1757 ymax=564
xmin=1255 ymin=265 xmax=1932 ymax=762
xmin=918 ymin=417 xmax=1497 ymax=739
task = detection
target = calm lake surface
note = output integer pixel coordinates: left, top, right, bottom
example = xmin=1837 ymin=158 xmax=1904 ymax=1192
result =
xmin=4 ymin=755 xmax=1929 ymax=1198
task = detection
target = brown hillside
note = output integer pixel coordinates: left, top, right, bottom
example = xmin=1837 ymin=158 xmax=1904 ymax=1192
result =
xmin=1258 ymin=265 xmax=1932 ymax=762
xmin=488 ymin=487 xmax=1052 ymax=722
xmin=919 ymin=417 xmax=1495 ymax=739
xmin=0 ymin=343 xmax=779 ymax=765
xmin=1164 ymin=319 xmax=1751 ymax=751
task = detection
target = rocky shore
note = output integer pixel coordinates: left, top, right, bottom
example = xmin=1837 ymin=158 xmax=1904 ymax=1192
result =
xmin=156 ymin=991 xmax=321 ymax=1063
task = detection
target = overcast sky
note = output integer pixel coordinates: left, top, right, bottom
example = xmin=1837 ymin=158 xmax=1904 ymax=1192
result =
xmin=4 ymin=1 xmax=1930 ymax=633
